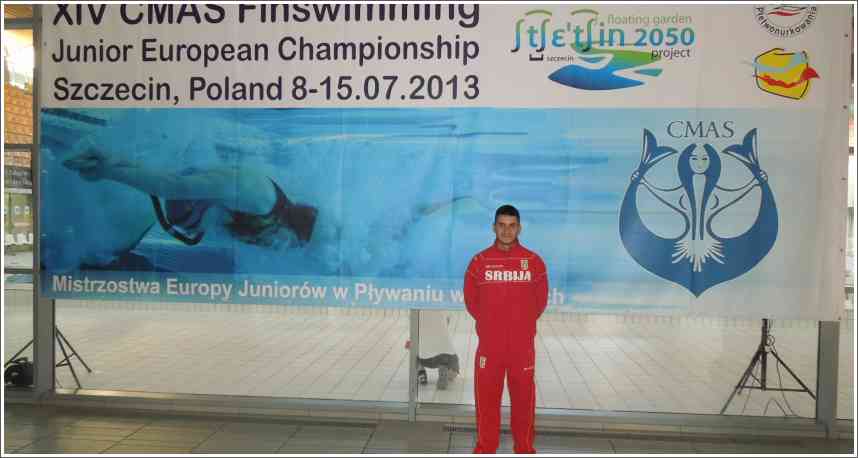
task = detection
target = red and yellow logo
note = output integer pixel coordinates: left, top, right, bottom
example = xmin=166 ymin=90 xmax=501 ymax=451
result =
xmin=753 ymin=48 xmax=819 ymax=100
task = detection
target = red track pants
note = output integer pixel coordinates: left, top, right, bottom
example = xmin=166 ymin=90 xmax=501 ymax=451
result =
xmin=472 ymin=343 xmax=536 ymax=454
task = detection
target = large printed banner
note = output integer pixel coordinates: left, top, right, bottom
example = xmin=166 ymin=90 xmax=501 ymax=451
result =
xmin=39 ymin=4 xmax=850 ymax=319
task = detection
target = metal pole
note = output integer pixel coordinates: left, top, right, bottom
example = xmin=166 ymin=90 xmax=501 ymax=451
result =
xmin=815 ymin=321 xmax=840 ymax=438
xmin=408 ymin=309 xmax=420 ymax=422
xmin=4 ymin=339 xmax=34 ymax=366
xmin=760 ymin=319 xmax=768 ymax=389
xmin=54 ymin=330 xmax=80 ymax=389
xmin=30 ymin=4 xmax=56 ymax=400
xmin=56 ymin=329 xmax=92 ymax=372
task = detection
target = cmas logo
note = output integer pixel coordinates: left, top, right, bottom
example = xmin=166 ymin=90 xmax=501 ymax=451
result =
xmin=619 ymin=128 xmax=778 ymax=296
xmin=510 ymin=8 xmax=696 ymax=90
xmin=754 ymin=5 xmax=818 ymax=38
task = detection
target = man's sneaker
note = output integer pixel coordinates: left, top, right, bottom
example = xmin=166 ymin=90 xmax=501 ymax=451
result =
xmin=417 ymin=368 xmax=428 ymax=385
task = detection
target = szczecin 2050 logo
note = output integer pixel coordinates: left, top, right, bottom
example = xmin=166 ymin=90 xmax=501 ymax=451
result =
xmin=510 ymin=8 xmax=697 ymax=90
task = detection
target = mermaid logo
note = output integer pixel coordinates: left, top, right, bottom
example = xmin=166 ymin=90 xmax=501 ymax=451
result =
xmin=619 ymin=129 xmax=778 ymax=296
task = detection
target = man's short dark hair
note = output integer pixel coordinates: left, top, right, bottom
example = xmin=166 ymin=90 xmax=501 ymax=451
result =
xmin=495 ymin=204 xmax=520 ymax=223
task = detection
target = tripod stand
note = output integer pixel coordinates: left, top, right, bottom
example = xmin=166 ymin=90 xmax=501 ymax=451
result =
xmin=4 ymin=327 xmax=92 ymax=389
xmin=720 ymin=318 xmax=815 ymax=414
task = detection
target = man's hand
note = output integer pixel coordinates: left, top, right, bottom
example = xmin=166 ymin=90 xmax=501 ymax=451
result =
xmin=62 ymin=148 xmax=127 ymax=182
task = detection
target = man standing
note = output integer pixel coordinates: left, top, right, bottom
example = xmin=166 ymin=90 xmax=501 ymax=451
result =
xmin=464 ymin=205 xmax=548 ymax=454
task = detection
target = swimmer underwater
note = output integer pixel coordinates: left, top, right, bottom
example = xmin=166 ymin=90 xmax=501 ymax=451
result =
xmin=62 ymin=146 xmax=318 ymax=248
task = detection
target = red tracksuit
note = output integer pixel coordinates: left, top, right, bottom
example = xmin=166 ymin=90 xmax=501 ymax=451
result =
xmin=464 ymin=241 xmax=548 ymax=454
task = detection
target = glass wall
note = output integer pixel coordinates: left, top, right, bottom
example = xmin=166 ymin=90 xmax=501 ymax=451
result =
xmin=840 ymin=98 xmax=855 ymax=420
xmin=417 ymin=310 xmax=828 ymax=418
xmin=3 ymin=147 xmax=33 ymax=370
xmin=2 ymin=27 xmax=34 ymax=270
xmin=838 ymin=311 xmax=854 ymax=420
xmin=54 ymin=303 xmax=410 ymax=402
xmin=4 ymin=149 xmax=33 ymax=271
xmin=3 ymin=283 xmax=32 ymax=370
xmin=3 ymin=9 xmax=34 ymax=375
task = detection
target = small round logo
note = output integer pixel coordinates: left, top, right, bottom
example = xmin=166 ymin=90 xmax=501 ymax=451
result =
xmin=754 ymin=5 xmax=818 ymax=38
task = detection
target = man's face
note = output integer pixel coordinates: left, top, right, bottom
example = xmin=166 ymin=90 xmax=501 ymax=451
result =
xmin=494 ymin=214 xmax=521 ymax=245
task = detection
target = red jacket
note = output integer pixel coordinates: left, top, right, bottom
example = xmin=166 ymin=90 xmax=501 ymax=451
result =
xmin=464 ymin=241 xmax=548 ymax=346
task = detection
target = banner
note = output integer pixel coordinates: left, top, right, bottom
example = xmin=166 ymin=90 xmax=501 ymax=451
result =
xmin=39 ymin=4 xmax=851 ymax=319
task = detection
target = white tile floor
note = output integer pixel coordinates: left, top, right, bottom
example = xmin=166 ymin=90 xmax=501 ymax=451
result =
xmin=3 ymin=288 xmax=854 ymax=420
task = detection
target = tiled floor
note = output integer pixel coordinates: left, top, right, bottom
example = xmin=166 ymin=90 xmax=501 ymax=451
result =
xmin=2 ymin=404 xmax=853 ymax=454
xmin=3 ymin=288 xmax=855 ymax=420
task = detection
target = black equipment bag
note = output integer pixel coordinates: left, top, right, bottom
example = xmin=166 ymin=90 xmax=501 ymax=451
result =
xmin=4 ymin=357 xmax=34 ymax=387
